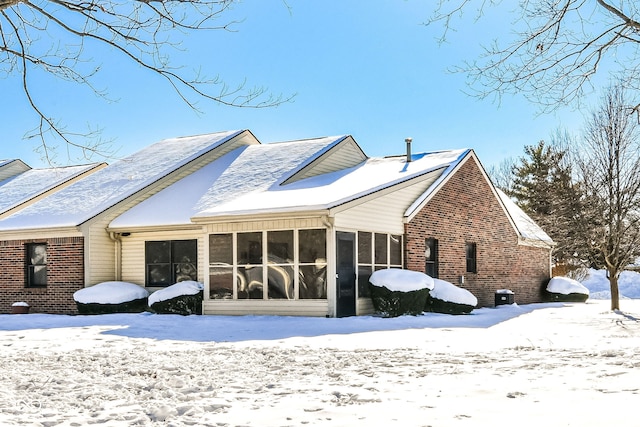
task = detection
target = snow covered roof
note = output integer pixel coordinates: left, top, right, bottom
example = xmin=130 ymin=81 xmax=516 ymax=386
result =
xmin=496 ymin=188 xmax=554 ymax=247
xmin=0 ymin=163 xmax=105 ymax=216
xmin=110 ymin=135 xmax=352 ymax=228
xmin=0 ymin=130 xmax=254 ymax=230
xmin=109 ymin=139 xmax=468 ymax=228
xmin=193 ymin=149 xmax=469 ymax=219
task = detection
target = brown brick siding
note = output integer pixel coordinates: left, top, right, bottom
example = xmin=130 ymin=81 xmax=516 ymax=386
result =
xmin=405 ymin=157 xmax=551 ymax=307
xmin=0 ymin=237 xmax=84 ymax=314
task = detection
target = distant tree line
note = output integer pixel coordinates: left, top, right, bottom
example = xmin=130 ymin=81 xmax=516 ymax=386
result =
xmin=491 ymin=84 xmax=640 ymax=311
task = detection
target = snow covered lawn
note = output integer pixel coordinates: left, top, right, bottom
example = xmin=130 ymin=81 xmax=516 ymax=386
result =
xmin=1 ymin=300 xmax=639 ymax=426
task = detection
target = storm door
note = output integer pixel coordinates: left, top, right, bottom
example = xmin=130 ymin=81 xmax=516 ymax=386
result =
xmin=336 ymin=231 xmax=356 ymax=317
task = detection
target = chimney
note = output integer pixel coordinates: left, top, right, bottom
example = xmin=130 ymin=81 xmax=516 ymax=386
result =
xmin=405 ymin=137 xmax=413 ymax=163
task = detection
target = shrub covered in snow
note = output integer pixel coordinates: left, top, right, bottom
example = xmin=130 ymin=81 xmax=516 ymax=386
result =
xmin=73 ymin=281 xmax=149 ymax=314
xmin=544 ymin=276 xmax=589 ymax=303
xmin=425 ymin=279 xmax=477 ymax=315
xmin=148 ymin=281 xmax=204 ymax=315
xmin=368 ymin=269 xmax=434 ymax=317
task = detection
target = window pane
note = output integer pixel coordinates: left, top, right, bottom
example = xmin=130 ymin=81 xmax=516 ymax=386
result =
xmin=268 ymin=230 xmax=293 ymax=262
xmin=268 ymin=265 xmax=295 ymax=299
xmin=390 ymin=234 xmax=402 ymax=266
xmin=209 ymin=265 xmax=233 ymax=299
xmin=374 ymin=233 xmax=387 ymax=265
xmin=147 ymin=264 xmax=171 ymax=286
xmin=209 ymin=234 xmax=233 ymax=264
xmin=358 ymin=232 xmax=372 ymax=264
xmin=146 ymin=241 xmax=170 ymax=263
xmin=30 ymin=265 xmax=47 ymax=287
xmin=358 ymin=265 xmax=373 ymax=298
xmin=173 ymin=240 xmax=197 ymax=282
xmin=237 ymin=232 xmax=262 ymax=264
xmin=466 ymin=242 xmax=477 ymax=273
xmin=238 ymin=265 xmax=263 ymax=299
xmin=425 ymin=238 xmax=438 ymax=278
xmin=28 ymin=244 xmax=47 ymax=266
xmin=299 ymin=229 xmax=326 ymax=263
xmin=299 ymin=264 xmax=327 ymax=299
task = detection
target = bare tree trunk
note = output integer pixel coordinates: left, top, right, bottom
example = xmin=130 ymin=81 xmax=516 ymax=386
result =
xmin=609 ymin=271 xmax=620 ymax=310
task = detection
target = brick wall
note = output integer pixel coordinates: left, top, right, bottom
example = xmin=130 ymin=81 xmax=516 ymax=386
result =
xmin=0 ymin=237 xmax=84 ymax=314
xmin=405 ymin=157 xmax=551 ymax=307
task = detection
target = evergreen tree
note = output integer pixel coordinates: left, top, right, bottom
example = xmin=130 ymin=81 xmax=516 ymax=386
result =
xmin=509 ymin=140 xmax=579 ymax=264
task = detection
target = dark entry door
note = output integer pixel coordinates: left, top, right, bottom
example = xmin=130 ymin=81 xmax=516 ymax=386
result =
xmin=336 ymin=231 xmax=356 ymax=317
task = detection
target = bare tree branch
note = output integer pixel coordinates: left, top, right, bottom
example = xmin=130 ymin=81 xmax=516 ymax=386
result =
xmin=0 ymin=0 xmax=292 ymax=163
xmin=427 ymin=1 xmax=640 ymax=112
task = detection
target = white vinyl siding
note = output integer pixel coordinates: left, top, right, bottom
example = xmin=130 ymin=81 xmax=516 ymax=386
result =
xmin=0 ymin=160 xmax=30 ymax=182
xmin=283 ymin=137 xmax=366 ymax=185
xmin=203 ymin=300 xmax=329 ymax=317
xmin=334 ymin=172 xmax=441 ymax=234
xmin=357 ymin=298 xmax=374 ymax=315
xmin=205 ymin=217 xmax=327 ymax=234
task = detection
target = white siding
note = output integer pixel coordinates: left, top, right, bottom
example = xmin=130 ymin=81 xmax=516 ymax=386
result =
xmin=334 ymin=171 xmax=441 ymax=234
xmin=284 ymin=137 xmax=367 ymax=184
xmin=357 ymin=298 xmax=374 ymax=315
xmin=203 ymin=300 xmax=329 ymax=316
xmin=0 ymin=160 xmax=30 ymax=182
xmin=81 ymin=217 xmax=116 ymax=285
xmin=205 ymin=217 xmax=327 ymax=233
xmin=0 ymin=228 xmax=81 ymax=241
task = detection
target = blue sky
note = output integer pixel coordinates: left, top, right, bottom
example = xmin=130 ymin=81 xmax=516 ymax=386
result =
xmin=1 ymin=1 xmax=591 ymax=168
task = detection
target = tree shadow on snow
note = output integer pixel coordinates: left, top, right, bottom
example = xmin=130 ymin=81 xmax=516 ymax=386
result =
xmin=0 ymin=302 xmax=566 ymax=342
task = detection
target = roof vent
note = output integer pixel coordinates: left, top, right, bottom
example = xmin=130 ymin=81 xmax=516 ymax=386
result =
xmin=405 ymin=137 xmax=413 ymax=163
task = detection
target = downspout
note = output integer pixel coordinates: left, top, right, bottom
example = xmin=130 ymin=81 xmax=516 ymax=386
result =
xmin=108 ymin=231 xmax=123 ymax=281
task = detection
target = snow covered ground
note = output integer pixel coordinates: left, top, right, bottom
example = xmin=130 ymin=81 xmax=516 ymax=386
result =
xmin=0 ymin=298 xmax=639 ymax=426
xmin=1 ymin=271 xmax=639 ymax=426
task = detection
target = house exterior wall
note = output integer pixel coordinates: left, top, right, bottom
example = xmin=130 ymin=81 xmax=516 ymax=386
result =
xmin=405 ymin=157 xmax=551 ymax=307
xmin=120 ymin=229 xmax=205 ymax=286
xmin=333 ymin=169 xmax=442 ymax=234
xmin=0 ymin=237 xmax=84 ymax=314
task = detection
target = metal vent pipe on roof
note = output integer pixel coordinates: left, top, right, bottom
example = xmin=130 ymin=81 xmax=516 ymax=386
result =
xmin=405 ymin=137 xmax=413 ymax=162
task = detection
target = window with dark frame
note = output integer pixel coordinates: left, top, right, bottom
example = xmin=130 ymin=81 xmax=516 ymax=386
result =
xmin=425 ymin=237 xmax=438 ymax=278
xmin=26 ymin=243 xmax=47 ymax=287
xmin=465 ymin=242 xmax=477 ymax=273
xmin=145 ymin=240 xmax=197 ymax=287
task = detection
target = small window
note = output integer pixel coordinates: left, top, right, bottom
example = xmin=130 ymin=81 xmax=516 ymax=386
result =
xmin=374 ymin=233 xmax=387 ymax=266
xmin=466 ymin=242 xmax=477 ymax=273
xmin=26 ymin=243 xmax=47 ymax=287
xmin=390 ymin=234 xmax=402 ymax=266
xmin=145 ymin=240 xmax=197 ymax=287
xmin=425 ymin=238 xmax=438 ymax=278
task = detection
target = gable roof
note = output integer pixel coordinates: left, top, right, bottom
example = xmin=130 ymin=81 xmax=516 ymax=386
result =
xmin=404 ymin=150 xmax=554 ymax=248
xmin=496 ymin=189 xmax=554 ymax=247
xmin=109 ymin=135 xmax=351 ymax=229
xmin=192 ymin=149 xmax=470 ymax=220
xmin=0 ymin=163 xmax=106 ymax=219
xmin=0 ymin=130 xmax=257 ymax=230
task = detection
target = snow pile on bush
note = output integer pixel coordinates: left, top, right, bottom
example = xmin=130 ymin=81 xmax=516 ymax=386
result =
xmin=369 ymin=269 xmax=434 ymax=317
xmin=544 ymin=276 xmax=589 ymax=303
xmin=426 ymin=279 xmax=477 ymax=315
xmin=74 ymin=281 xmax=149 ymax=314
xmin=369 ymin=269 xmax=434 ymax=292
xmin=148 ymin=281 xmax=204 ymax=315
